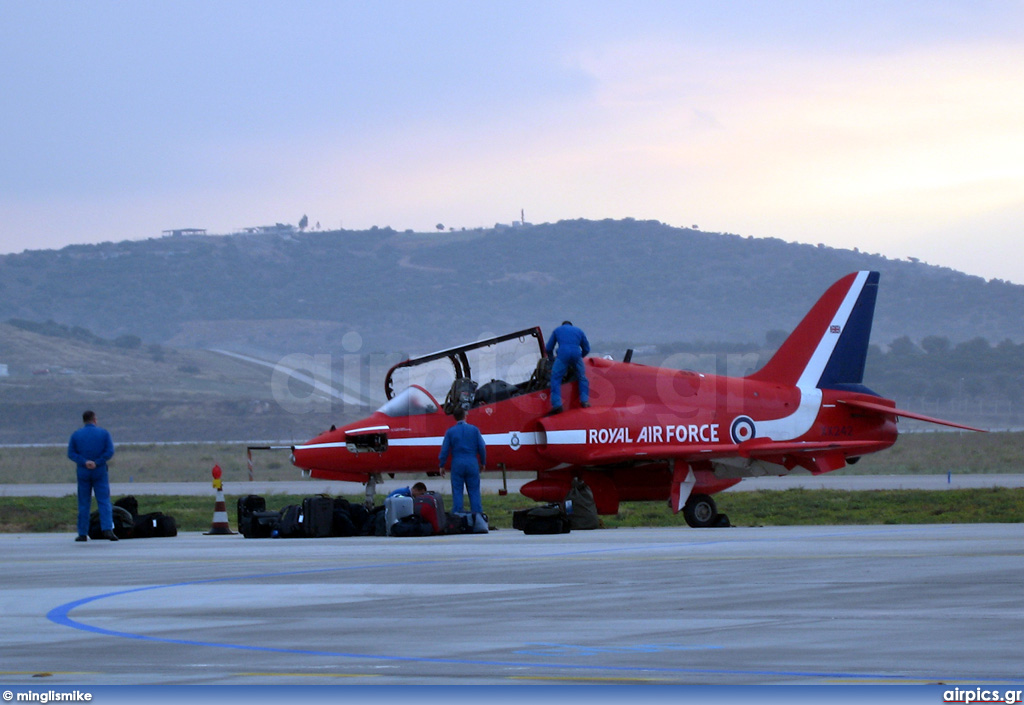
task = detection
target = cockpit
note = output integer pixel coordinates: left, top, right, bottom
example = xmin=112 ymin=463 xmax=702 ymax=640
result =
xmin=383 ymin=327 xmax=550 ymax=415
xmin=377 ymin=385 xmax=440 ymax=417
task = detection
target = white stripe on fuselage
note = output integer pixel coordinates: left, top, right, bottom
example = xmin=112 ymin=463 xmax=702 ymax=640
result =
xmin=295 ymin=431 xmax=544 ymax=451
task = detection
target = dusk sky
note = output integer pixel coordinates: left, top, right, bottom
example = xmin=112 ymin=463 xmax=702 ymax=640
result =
xmin=3 ymin=1 xmax=1023 ymax=283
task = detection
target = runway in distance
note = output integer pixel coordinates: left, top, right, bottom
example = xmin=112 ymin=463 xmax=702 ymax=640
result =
xmin=288 ymin=271 xmax=984 ymax=527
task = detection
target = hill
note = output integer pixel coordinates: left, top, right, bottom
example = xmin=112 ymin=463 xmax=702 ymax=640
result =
xmin=1 ymin=218 xmax=1023 ymax=443
xmin=2 ymin=219 xmax=1023 ymax=358
xmin=0 ymin=322 xmax=347 ymax=443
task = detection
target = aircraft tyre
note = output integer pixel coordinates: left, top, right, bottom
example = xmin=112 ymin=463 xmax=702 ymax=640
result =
xmin=683 ymin=494 xmax=718 ymax=528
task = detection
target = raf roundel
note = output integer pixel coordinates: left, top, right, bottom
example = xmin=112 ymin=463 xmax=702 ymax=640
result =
xmin=730 ymin=415 xmax=756 ymax=444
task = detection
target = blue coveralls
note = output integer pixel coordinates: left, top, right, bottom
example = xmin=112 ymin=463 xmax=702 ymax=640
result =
xmin=546 ymin=323 xmax=591 ymax=409
xmin=439 ymin=420 xmax=486 ymax=514
xmin=67 ymin=422 xmax=116 ymax=537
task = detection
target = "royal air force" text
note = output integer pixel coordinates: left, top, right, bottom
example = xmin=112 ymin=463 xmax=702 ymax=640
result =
xmin=587 ymin=424 xmax=720 ymax=445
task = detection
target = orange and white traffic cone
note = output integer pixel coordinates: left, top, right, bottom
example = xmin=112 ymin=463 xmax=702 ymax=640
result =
xmin=204 ymin=464 xmax=235 ymax=535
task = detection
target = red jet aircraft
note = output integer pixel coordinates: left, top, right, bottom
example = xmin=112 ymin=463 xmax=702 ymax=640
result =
xmin=289 ymin=271 xmax=983 ymax=527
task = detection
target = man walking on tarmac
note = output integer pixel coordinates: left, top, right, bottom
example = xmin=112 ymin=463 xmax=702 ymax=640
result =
xmin=546 ymin=320 xmax=591 ymax=414
xmin=68 ymin=410 xmax=117 ymax=542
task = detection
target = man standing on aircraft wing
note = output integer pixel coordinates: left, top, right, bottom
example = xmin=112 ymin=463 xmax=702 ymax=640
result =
xmin=546 ymin=320 xmax=590 ymax=414
xmin=439 ymin=407 xmax=486 ymax=515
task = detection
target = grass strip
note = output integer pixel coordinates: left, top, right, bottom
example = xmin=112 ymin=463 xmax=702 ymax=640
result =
xmin=3 ymin=488 xmax=1022 ymax=533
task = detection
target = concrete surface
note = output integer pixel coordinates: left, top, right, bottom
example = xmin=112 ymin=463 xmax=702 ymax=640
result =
xmin=1 ymin=524 xmax=1023 ymax=685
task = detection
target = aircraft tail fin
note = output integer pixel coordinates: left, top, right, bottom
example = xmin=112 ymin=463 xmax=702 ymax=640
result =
xmin=749 ymin=271 xmax=879 ymax=391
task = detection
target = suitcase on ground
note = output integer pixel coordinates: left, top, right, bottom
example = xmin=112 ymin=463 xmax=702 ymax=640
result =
xmin=237 ymin=495 xmax=266 ymax=537
xmin=302 ymin=496 xmax=333 ymax=538
xmin=385 ymin=495 xmax=414 ymax=536
xmin=413 ymin=491 xmax=446 ymax=533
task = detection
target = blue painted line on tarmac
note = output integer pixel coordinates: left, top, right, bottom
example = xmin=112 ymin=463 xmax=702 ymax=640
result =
xmin=43 ymin=577 xmax=906 ymax=681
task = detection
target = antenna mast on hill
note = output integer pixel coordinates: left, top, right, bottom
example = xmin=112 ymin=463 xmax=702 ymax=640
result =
xmin=521 ymin=208 xmax=525 ymax=225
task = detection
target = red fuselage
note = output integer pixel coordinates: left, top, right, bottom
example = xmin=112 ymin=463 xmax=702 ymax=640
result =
xmin=291 ymin=356 xmax=898 ymax=513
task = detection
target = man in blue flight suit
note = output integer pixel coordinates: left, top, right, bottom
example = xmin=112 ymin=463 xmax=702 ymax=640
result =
xmin=387 ymin=481 xmax=427 ymax=498
xmin=67 ymin=410 xmax=117 ymax=542
xmin=546 ymin=320 xmax=591 ymax=414
xmin=438 ymin=407 xmax=486 ymax=514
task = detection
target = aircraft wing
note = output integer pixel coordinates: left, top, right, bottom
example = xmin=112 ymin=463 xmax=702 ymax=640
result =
xmin=569 ymin=438 xmax=882 ymax=475
xmin=735 ymin=437 xmax=889 ymax=474
xmin=838 ymin=398 xmax=987 ymax=432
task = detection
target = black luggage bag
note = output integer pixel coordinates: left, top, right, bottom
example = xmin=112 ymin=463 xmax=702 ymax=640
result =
xmin=237 ymin=495 xmax=267 ymax=537
xmin=245 ymin=510 xmax=281 ymax=538
xmin=88 ymin=505 xmax=135 ymax=539
xmin=517 ymin=504 xmax=571 ymax=534
xmin=131 ymin=511 xmax=177 ymax=538
xmin=277 ymin=504 xmax=304 ymax=538
xmin=302 ymin=496 xmax=333 ymax=538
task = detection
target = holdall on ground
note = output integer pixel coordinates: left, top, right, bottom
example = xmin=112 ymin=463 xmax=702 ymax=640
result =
xmin=363 ymin=505 xmax=386 ymax=536
xmin=237 ymin=495 xmax=266 ymax=536
xmin=246 ymin=510 xmax=281 ymax=538
xmin=302 ymin=496 xmax=334 ymax=538
xmin=373 ymin=508 xmax=388 ymax=536
xmin=512 ymin=507 xmax=532 ymax=532
xmin=131 ymin=512 xmax=179 ymax=538
xmin=389 ymin=514 xmax=434 ymax=537
xmin=277 ymin=504 xmax=304 ymax=538
xmin=132 ymin=512 xmax=157 ymax=541
xmin=385 ymin=494 xmax=414 ymax=536
xmin=521 ymin=504 xmax=571 ymax=535
xmin=349 ymin=503 xmax=371 ymax=534
xmin=156 ymin=514 xmax=178 ymax=537
xmin=331 ymin=497 xmax=357 ymax=537
xmin=513 ymin=503 xmax=566 ymax=531
xmin=444 ymin=512 xmax=468 ymax=534
xmin=89 ymin=505 xmax=134 ymax=540
xmin=131 ymin=512 xmax=161 ymax=538
xmin=451 ymin=511 xmax=488 ymax=534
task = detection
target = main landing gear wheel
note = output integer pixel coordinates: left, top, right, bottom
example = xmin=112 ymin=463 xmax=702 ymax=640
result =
xmin=683 ymin=493 xmax=718 ymax=528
